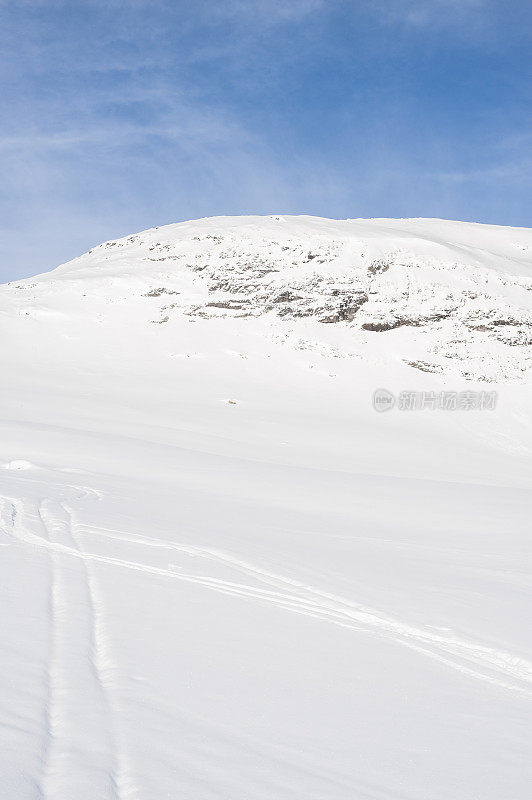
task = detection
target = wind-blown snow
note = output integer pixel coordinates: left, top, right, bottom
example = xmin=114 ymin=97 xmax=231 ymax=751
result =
xmin=0 ymin=215 xmax=531 ymax=799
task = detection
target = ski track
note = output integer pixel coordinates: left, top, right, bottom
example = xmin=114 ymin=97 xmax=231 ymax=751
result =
xmin=66 ymin=507 xmax=138 ymax=800
xmin=71 ymin=521 xmax=532 ymax=697
xmin=0 ymin=494 xmax=137 ymax=800
xmin=3 ymin=492 xmax=532 ymax=701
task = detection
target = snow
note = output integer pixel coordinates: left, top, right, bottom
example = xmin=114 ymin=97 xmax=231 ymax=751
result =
xmin=0 ymin=215 xmax=531 ymax=799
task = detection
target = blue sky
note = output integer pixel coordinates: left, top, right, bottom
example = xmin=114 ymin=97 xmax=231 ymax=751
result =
xmin=1 ymin=0 xmax=531 ymax=280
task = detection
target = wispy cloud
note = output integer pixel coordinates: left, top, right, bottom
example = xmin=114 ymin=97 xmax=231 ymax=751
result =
xmin=216 ymin=0 xmax=324 ymax=23
xmin=371 ymin=0 xmax=489 ymax=28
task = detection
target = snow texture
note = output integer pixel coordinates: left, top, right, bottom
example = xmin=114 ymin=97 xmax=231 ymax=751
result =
xmin=0 ymin=215 xmax=531 ymax=799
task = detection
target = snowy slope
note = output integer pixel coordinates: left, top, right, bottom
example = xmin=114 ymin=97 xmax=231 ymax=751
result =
xmin=0 ymin=215 xmax=531 ymax=800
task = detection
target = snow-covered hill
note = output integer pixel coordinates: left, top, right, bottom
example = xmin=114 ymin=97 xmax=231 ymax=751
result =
xmin=0 ymin=216 xmax=531 ymax=800
xmin=5 ymin=215 xmax=532 ymax=382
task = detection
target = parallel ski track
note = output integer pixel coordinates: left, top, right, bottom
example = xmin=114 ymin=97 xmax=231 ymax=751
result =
xmin=2 ymin=493 xmax=532 ymax=700
xmin=0 ymin=495 xmax=137 ymax=800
